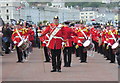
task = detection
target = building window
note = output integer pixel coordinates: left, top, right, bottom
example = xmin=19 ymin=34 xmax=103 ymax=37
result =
xmin=6 ymin=9 xmax=9 ymax=13
xmin=86 ymin=13 xmax=87 ymax=14
xmin=90 ymin=16 xmax=93 ymax=18
xmin=0 ymin=10 xmax=1 ymax=13
xmin=6 ymin=4 xmax=8 ymax=6
xmin=81 ymin=13 xmax=84 ymax=15
xmin=7 ymin=15 xmax=9 ymax=20
xmin=86 ymin=16 xmax=88 ymax=18
xmin=90 ymin=13 xmax=93 ymax=14
xmin=81 ymin=16 xmax=84 ymax=18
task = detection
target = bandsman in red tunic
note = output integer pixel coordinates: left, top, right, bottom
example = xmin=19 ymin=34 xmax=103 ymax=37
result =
xmin=39 ymin=16 xmax=66 ymax=72
xmin=62 ymin=21 xmax=77 ymax=67
xmin=12 ymin=21 xmax=30 ymax=63
xmin=39 ymin=26 xmax=50 ymax=62
xmin=75 ymin=23 xmax=90 ymax=63
xmin=107 ymin=25 xmax=118 ymax=63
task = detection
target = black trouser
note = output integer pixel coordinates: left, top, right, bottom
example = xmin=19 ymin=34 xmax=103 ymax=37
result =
xmin=102 ymin=44 xmax=106 ymax=57
xmin=104 ymin=44 xmax=109 ymax=59
xmin=5 ymin=42 xmax=10 ymax=54
xmin=98 ymin=45 xmax=103 ymax=54
xmin=109 ymin=46 xmax=115 ymax=63
xmin=78 ymin=46 xmax=87 ymax=62
xmin=23 ymin=50 xmax=28 ymax=59
xmin=51 ymin=49 xmax=61 ymax=70
xmin=116 ymin=48 xmax=120 ymax=65
xmin=34 ymin=36 xmax=40 ymax=48
xmin=93 ymin=40 xmax=98 ymax=52
xmin=44 ymin=46 xmax=50 ymax=61
xmin=16 ymin=46 xmax=23 ymax=62
xmin=63 ymin=47 xmax=72 ymax=66
xmin=72 ymin=43 xmax=76 ymax=54
xmin=75 ymin=48 xmax=80 ymax=57
xmin=117 ymin=54 xmax=120 ymax=65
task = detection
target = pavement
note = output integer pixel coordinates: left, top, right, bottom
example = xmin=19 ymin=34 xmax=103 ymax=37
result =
xmin=1 ymin=48 xmax=119 ymax=81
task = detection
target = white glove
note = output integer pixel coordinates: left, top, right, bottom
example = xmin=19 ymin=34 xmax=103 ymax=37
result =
xmin=108 ymin=43 xmax=111 ymax=46
xmin=43 ymin=41 xmax=46 ymax=44
xmin=104 ymin=41 xmax=107 ymax=43
xmin=38 ymin=33 xmax=42 ymax=37
xmin=88 ymin=37 xmax=91 ymax=40
xmin=24 ymin=38 xmax=28 ymax=42
xmin=14 ymin=41 xmax=17 ymax=44
xmin=78 ymin=40 xmax=81 ymax=43
xmin=62 ymin=42 xmax=65 ymax=46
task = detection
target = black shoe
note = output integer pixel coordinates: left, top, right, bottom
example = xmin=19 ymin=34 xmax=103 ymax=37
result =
xmin=80 ymin=61 xmax=87 ymax=63
xmin=5 ymin=52 xmax=9 ymax=54
xmin=76 ymin=56 xmax=79 ymax=57
xmin=57 ymin=69 xmax=61 ymax=72
xmin=63 ymin=65 xmax=67 ymax=67
xmin=16 ymin=61 xmax=24 ymax=63
xmin=51 ymin=69 xmax=56 ymax=72
xmin=67 ymin=65 xmax=71 ymax=67
xmin=106 ymin=59 xmax=110 ymax=60
xmin=110 ymin=62 xmax=115 ymax=63
xmin=44 ymin=61 xmax=50 ymax=63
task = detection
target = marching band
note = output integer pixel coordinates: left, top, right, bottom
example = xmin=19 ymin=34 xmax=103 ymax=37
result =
xmin=1 ymin=16 xmax=120 ymax=72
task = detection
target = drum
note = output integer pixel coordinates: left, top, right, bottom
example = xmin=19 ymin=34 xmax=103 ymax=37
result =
xmin=112 ymin=42 xmax=119 ymax=49
xmin=18 ymin=40 xmax=31 ymax=51
xmin=83 ymin=40 xmax=91 ymax=47
xmin=83 ymin=40 xmax=94 ymax=50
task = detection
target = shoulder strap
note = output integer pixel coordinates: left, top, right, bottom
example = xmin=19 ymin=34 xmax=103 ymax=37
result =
xmin=110 ymin=30 xmax=116 ymax=42
xmin=80 ymin=29 xmax=87 ymax=39
xmin=46 ymin=24 xmax=62 ymax=47
xmin=16 ymin=28 xmax=23 ymax=40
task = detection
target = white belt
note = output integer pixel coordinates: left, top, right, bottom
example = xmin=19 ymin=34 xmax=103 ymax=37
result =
xmin=109 ymin=38 xmax=114 ymax=39
xmin=44 ymin=40 xmax=49 ymax=42
xmin=78 ymin=37 xmax=84 ymax=39
xmin=15 ymin=36 xmax=20 ymax=38
xmin=53 ymin=36 xmax=63 ymax=40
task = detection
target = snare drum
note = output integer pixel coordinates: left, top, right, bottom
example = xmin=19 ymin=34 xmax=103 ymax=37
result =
xmin=83 ymin=40 xmax=94 ymax=50
xmin=112 ymin=42 xmax=119 ymax=49
xmin=83 ymin=40 xmax=91 ymax=47
xmin=18 ymin=40 xmax=31 ymax=51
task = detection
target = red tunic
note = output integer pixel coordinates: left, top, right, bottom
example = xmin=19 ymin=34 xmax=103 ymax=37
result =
xmin=62 ymin=26 xmax=77 ymax=47
xmin=11 ymin=28 xmax=28 ymax=46
xmin=41 ymin=23 xmax=64 ymax=49
xmin=76 ymin=27 xmax=90 ymax=46
xmin=107 ymin=29 xmax=118 ymax=46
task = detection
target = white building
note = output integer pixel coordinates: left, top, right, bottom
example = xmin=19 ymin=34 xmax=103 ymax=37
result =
xmin=0 ymin=2 xmax=21 ymax=23
xmin=0 ymin=1 xmax=80 ymax=24
xmin=80 ymin=10 xmax=98 ymax=22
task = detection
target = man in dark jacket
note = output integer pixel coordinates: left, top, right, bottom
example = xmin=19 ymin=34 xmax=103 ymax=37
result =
xmin=0 ymin=26 xmax=3 ymax=56
xmin=2 ymin=24 xmax=12 ymax=54
xmin=0 ymin=18 xmax=4 ymax=56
